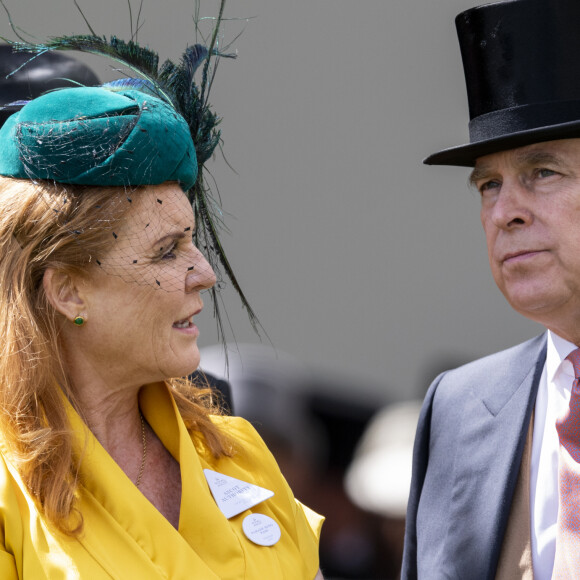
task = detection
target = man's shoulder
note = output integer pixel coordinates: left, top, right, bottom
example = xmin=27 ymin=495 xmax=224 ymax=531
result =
xmin=449 ymin=332 xmax=546 ymax=377
xmin=429 ymin=332 xmax=547 ymax=404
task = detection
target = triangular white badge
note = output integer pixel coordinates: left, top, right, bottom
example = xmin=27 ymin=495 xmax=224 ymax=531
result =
xmin=204 ymin=469 xmax=275 ymax=519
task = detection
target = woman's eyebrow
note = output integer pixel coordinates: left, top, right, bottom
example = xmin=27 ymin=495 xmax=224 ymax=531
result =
xmin=152 ymin=231 xmax=186 ymax=251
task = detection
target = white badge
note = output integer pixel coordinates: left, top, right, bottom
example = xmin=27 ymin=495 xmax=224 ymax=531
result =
xmin=242 ymin=513 xmax=281 ymax=546
xmin=204 ymin=469 xmax=275 ymax=519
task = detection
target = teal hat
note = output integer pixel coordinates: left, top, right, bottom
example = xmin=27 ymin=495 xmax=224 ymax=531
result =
xmin=0 ymin=86 xmax=198 ymax=190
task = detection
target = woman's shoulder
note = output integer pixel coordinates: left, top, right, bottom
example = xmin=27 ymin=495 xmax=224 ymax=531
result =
xmin=198 ymin=414 xmax=325 ymax=564
xmin=200 ymin=415 xmax=281 ymax=477
xmin=209 ymin=415 xmax=270 ymax=455
xmin=210 ymin=414 xmax=258 ymax=434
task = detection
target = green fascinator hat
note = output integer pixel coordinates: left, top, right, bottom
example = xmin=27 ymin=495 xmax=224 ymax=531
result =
xmin=0 ymin=86 xmax=198 ymax=189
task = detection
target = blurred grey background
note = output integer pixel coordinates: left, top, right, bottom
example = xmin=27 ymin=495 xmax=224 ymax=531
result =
xmin=0 ymin=0 xmax=543 ymax=404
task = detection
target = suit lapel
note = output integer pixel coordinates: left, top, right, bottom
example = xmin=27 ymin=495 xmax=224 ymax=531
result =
xmin=445 ymin=334 xmax=546 ymax=580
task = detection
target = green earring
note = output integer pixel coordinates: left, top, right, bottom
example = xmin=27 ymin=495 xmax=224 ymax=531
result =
xmin=73 ymin=316 xmax=85 ymax=326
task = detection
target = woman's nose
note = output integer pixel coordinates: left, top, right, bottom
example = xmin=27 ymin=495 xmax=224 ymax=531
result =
xmin=185 ymin=247 xmax=217 ymax=292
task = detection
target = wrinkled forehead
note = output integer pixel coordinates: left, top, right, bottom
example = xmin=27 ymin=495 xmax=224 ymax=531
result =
xmin=471 ymin=138 xmax=580 ymax=179
xmin=119 ymin=183 xmax=195 ymax=241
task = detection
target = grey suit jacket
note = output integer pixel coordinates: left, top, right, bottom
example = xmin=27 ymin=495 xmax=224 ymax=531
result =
xmin=401 ymin=333 xmax=547 ymax=580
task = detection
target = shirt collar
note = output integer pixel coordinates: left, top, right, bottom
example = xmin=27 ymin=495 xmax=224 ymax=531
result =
xmin=546 ymin=329 xmax=578 ymax=386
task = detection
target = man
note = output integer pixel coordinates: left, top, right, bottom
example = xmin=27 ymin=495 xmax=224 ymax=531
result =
xmin=402 ymin=0 xmax=580 ymax=578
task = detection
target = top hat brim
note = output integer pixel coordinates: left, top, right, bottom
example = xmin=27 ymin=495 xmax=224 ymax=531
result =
xmin=425 ymin=118 xmax=580 ymax=168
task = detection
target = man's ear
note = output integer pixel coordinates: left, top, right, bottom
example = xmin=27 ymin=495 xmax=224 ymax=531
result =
xmin=43 ymin=268 xmax=87 ymax=321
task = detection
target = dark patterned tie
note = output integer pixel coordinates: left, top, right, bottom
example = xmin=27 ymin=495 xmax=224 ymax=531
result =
xmin=553 ymin=347 xmax=580 ymax=578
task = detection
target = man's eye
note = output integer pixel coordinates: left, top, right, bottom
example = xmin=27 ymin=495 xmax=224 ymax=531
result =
xmin=479 ymin=180 xmax=500 ymax=194
xmin=537 ymin=168 xmax=556 ymax=178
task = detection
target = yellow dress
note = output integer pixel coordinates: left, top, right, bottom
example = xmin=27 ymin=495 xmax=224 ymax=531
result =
xmin=0 ymin=383 xmax=324 ymax=579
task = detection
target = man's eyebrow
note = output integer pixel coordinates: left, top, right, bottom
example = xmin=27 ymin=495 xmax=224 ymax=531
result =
xmin=469 ymin=149 xmax=565 ymax=186
xmin=468 ymin=165 xmax=492 ymax=186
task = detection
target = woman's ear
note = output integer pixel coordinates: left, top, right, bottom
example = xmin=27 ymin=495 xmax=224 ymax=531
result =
xmin=43 ymin=268 xmax=86 ymax=322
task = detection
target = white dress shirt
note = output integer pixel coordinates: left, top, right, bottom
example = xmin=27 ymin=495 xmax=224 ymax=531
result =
xmin=530 ymin=331 xmax=577 ymax=579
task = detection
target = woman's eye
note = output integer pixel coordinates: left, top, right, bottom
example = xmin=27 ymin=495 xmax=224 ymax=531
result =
xmin=160 ymin=241 xmax=177 ymax=260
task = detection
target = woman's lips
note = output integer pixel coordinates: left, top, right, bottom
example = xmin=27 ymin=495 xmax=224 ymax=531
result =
xmin=173 ymin=314 xmax=195 ymax=329
xmin=172 ymin=308 xmax=202 ymax=334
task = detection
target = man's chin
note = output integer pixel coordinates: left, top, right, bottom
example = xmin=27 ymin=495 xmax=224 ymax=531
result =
xmin=505 ymin=291 xmax=570 ymax=326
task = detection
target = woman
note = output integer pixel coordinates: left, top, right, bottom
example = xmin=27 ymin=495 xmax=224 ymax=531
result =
xmin=0 ymin=24 xmax=324 ymax=580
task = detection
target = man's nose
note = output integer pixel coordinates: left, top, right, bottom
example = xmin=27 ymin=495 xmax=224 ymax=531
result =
xmin=489 ymin=179 xmax=533 ymax=230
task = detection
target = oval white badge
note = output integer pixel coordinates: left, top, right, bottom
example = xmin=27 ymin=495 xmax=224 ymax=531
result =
xmin=242 ymin=513 xmax=281 ymax=546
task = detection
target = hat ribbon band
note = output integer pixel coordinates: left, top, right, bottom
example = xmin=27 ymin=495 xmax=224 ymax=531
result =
xmin=469 ymin=99 xmax=580 ymax=142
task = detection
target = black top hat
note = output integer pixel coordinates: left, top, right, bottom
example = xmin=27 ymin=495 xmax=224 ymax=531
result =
xmin=425 ymin=0 xmax=580 ymax=167
xmin=0 ymin=45 xmax=100 ymax=127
